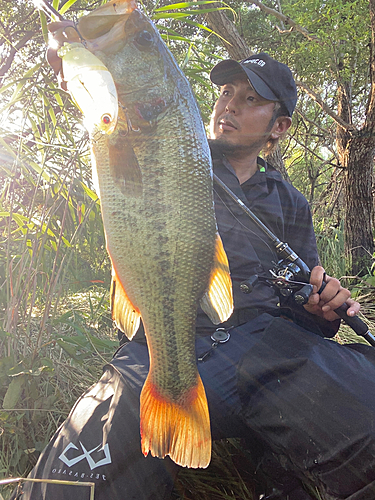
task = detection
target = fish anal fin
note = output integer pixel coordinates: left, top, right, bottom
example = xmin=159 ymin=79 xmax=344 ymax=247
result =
xmin=110 ymin=268 xmax=141 ymax=339
xmin=140 ymin=374 xmax=211 ymax=469
xmin=200 ymin=233 xmax=233 ymax=324
xmin=109 ymin=132 xmax=143 ymax=197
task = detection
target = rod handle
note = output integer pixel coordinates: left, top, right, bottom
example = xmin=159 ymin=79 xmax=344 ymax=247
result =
xmin=333 ymin=302 xmax=374 ymax=342
xmin=318 ymin=281 xmax=374 ymax=344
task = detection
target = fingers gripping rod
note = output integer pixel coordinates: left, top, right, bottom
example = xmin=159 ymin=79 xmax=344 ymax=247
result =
xmin=213 ymin=174 xmax=375 ymax=346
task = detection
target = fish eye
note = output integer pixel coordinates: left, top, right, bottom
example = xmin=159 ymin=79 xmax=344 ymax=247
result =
xmin=102 ymin=114 xmax=111 ymax=125
xmin=134 ymin=30 xmax=153 ymax=49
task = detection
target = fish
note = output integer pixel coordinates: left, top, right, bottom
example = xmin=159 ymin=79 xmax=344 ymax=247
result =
xmin=48 ymin=0 xmax=233 ymax=469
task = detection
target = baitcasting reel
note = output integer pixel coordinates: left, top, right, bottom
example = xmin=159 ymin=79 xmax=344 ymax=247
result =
xmin=240 ymin=260 xmax=314 ymax=306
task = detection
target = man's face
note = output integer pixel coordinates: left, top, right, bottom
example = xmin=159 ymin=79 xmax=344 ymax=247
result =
xmin=209 ymin=75 xmax=278 ymax=155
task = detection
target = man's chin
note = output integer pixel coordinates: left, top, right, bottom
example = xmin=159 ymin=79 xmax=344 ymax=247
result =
xmin=208 ymin=137 xmax=262 ymax=159
xmin=208 ymin=138 xmax=239 ymax=158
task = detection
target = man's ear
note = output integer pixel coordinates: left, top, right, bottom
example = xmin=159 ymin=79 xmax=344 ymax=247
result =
xmin=270 ymin=116 xmax=292 ymax=139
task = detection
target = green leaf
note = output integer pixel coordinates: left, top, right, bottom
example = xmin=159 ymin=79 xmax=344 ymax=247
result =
xmin=153 ymin=12 xmax=191 ymax=19
xmin=154 ymin=1 xmax=224 ymax=11
xmin=62 ymin=235 xmax=72 ymax=248
xmin=2 ymin=64 xmax=42 ymax=108
xmin=56 ymin=338 xmax=84 ymax=361
xmin=39 ymin=10 xmax=49 ymax=44
xmin=80 ymin=181 xmax=100 ymax=203
xmin=59 ymin=0 xmax=80 ymax=15
xmin=59 ymin=335 xmax=88 ymax=348
xmin=87 ymin=333 xmax=118 ymax=351
xmin=3 ymin=375 xmax=26 ymax=409
xmin=52 ymin=310 xmax=74 ymax=324
xmin=160 ymin=34 xmax=192 ymax=43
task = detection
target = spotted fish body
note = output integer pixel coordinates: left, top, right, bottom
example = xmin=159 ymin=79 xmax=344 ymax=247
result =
xmin=55 ymin=0 xmax=233 ymax=469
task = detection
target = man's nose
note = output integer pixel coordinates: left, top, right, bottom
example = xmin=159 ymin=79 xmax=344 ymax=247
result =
xmin=225 ymin=96 xmax=239 ymax=113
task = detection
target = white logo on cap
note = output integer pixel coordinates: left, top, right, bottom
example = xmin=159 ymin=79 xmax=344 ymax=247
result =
xmin=243 ymin=58 xmax=266 ymax=67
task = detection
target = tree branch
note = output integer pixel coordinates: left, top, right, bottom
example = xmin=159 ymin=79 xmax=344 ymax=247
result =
xmin=290 ymin=134 xmax=338 ymax=167
xmin=244 ymin=0 xmax=323 ymax=45
xmin=296 ymin=80 xmax=356 ymax=133
xmin=0 ymin=31 xmax=34 ymax=81
xmin=365 ymin=0 xmax=375 ymax=128
xmin=295 ymin=108 xmax=331 ymax=136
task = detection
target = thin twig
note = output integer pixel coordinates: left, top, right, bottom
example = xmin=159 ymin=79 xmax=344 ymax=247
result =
xmin=296 ymin=80 xmax=357 ymax=133
xmin=245 ymin=0 xmax=323 ymax=44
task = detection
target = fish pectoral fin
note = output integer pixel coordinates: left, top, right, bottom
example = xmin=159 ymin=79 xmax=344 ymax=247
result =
xmin=110 ymin=268 xmax=141 ymax=339
xmin=109 ymin=134 xmax=143 ymax=197
xmin=140 ymin=374 xmax=211 ymax=469
xmin=200 ymin=233 xmax=234 ymax=324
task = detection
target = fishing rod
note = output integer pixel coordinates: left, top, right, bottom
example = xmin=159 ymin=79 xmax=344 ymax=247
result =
xmin=213 ymin=173 xmax=375 ymax=346
xmin=33 ymin=0 xmax=65 ymax=20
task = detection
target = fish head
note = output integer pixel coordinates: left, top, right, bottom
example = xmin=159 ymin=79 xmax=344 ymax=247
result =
xmin=78 ymin=3 xmax=185 ymax=129
xmin=47 ymin=0 xmax=138 ymax=136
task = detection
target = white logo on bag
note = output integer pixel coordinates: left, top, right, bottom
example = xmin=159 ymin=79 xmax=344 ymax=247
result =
xmin=59 ymin=442 xmax=112 ymax=470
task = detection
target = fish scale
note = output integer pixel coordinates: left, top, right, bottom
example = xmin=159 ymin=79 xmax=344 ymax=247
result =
xmin=55 ymin=0 xmax=233 ymax=469
xmin=96 ymin=126 xmax=214 ymax=390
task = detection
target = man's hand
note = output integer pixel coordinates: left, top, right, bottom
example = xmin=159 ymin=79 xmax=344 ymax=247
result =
xmin=303 ymin=265 xmax=360 ymax=321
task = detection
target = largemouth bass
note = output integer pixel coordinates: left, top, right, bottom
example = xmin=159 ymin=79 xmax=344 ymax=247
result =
xmin=48 ymin=0 xmax=233 ymax=469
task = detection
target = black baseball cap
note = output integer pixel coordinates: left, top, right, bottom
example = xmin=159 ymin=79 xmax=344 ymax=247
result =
xmin=210 ymin=53 xmax=297 ymax=117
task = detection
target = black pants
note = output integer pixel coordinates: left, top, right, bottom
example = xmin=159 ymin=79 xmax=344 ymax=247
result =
xmin=11 ymin=315 xmax=375 ymax=500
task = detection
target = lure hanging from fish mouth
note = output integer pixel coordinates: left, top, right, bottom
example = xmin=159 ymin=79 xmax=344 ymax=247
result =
xmin=47 ymin=29 xmax=141 ymax=137
xmin=55 ymin=41 xmax=119 ymax=135
xmin=46 ymin=0 xmax=141 ymax=136
xmin=46 ymin=3 xmax=132 ymax=136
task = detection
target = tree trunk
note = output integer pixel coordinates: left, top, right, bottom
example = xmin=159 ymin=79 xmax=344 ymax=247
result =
xmin=343 ymin=134 xmax=375 ymax=274
xmin=202 ymin=7 xmax=251 ymax=60
xmin=335 ymin=0 xmax=375 ymax=274
xmin=264 ymin=146 xmax=291 ymax=182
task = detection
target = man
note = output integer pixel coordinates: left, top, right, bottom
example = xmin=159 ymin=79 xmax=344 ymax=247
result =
xmin=12 ymin=54 xmax=375 ymax=500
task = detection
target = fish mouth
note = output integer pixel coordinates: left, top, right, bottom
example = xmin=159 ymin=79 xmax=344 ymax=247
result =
xmin=77 ymin=0 xmax=137 ymax=40
xmin=76 ymin=0 xmax=139 ymax=53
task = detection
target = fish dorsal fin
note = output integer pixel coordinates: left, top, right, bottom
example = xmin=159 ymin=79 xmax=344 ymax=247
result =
xmin=110 ymin=267 xmax=141 ymax=339
xmin=200 ymin=233 xmax=233 ymax=324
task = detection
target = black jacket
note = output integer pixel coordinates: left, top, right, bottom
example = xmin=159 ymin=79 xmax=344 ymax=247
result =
xmin=196 ymin=156 xmax=338 ymax=337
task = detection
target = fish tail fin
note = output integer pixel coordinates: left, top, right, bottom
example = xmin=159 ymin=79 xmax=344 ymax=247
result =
xmin=140 ymin=374 xmax=211 ymax=469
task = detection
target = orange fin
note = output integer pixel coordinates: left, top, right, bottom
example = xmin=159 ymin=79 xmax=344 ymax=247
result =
xmin=140 ymin=374 xmax=211 ymax=469
xmin=200 ymin=233 xmax=233 ymax=324
xmin=110 ymin=267 xmax=141 ymax=339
